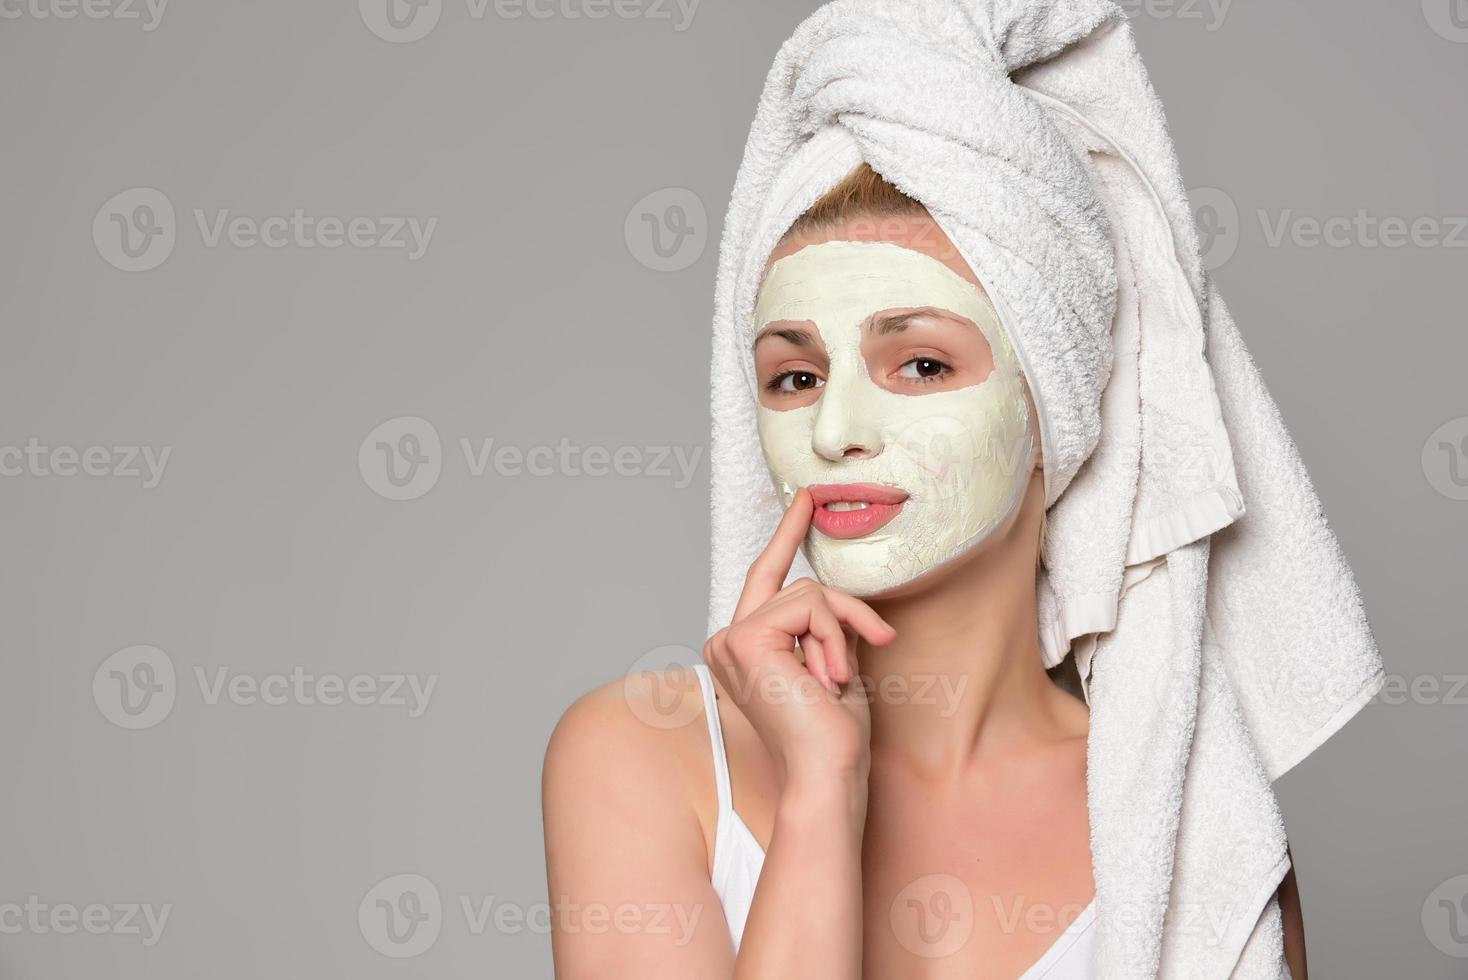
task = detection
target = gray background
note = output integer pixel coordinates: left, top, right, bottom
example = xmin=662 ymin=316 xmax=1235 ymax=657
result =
xmin=1 ymin=0 xmax=1464 ymax=976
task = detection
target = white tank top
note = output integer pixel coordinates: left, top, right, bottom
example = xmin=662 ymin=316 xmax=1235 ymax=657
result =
xmin=691 ymin=664 xmax=1098 ymax=977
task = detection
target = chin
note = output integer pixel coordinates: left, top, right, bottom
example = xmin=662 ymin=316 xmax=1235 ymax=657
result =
xmin=804 ymin=528 xmax=999 ymax=601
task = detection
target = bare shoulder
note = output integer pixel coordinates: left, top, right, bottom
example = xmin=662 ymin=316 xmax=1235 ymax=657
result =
xmin=542 ymin=667 xmax=737 ymax=973
xmin=544 ymin=666 xmax=711 ymax=763
xmin=542 ymin=667 xmax=716 ymax=833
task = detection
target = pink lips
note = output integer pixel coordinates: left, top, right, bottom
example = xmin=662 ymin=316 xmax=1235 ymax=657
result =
xmin=807 ymin=483 xmax=910 ymax=539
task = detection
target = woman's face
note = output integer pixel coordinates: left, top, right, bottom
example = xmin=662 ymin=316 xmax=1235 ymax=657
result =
xmin=752 ymin=220 xmax=1037 ymax=597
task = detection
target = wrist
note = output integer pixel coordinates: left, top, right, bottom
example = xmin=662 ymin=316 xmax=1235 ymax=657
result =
xmin=776 ymin=769 xmax=867 ymax=836
xmin=778 ymin=745 xmax=869 ymax=793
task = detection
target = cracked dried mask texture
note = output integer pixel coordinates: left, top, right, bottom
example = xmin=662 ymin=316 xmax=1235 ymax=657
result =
xmin=753 ymin=240 xmax=1034 ymax=596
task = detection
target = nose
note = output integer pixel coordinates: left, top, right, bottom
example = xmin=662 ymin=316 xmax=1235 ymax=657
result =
xmin=810 ymin=365 xmax=884 ymax=462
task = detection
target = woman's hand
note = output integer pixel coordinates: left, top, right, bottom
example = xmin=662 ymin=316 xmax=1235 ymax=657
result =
xmin=544 ymin=486 xmax=883 ymax=979
xmin=702 ymin=487 xmax=897 ymax=790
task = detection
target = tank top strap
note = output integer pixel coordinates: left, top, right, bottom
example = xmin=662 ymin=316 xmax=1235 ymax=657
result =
xmin=691 ymin=663 xmax=734 ymax=815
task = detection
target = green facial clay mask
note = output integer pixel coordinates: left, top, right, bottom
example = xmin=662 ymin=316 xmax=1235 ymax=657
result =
xmin=753 ymin=240 xmax=1035 ymax=595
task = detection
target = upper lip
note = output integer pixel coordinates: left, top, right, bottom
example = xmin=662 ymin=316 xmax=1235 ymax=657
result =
xmin=806 ymin=483 xmax=910 ymax=507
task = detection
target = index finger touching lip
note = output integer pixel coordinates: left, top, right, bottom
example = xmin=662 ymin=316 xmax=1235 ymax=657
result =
xmin=733 ymin=487 xmax=814 ymax=621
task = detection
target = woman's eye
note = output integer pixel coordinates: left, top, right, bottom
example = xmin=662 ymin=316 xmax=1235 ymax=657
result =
xmin=767 ymin=370 xmax=825 ymax=395
xmin=897 ymin=357 xmax=951 ymax=382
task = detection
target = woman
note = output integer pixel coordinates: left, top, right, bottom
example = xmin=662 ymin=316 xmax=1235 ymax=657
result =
xmin=545 ymin=1 xmax=1377 ymax=976
xmin=544 ymin=166 xmax=1301 ymax=977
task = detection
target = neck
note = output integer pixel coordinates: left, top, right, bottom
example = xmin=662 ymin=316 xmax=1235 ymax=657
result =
xmin=858 ymin=477 xmax=1082 ymax=781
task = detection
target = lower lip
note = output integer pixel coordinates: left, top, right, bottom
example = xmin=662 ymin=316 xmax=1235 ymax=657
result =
xmin=810 ymin=501 xmax=905 ymax=539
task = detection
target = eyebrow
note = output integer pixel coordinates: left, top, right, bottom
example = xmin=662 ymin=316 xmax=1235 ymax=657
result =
xmin=869 ymin=308 xmax=960 ymax=336
xmin=751 ymin=308 xmax=964 ymax=351
xmin=752 ymin=324 xmax=820 ymax=350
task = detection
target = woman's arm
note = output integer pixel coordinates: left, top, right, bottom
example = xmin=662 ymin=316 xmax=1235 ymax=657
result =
xmin=1278 ymin=843 xmax=1307 ymax=979
xmin=545 ymin=493 xmax=881 ymax=977
xmin=542 ymin=676 xmax=866 ymax=979
xmin=729 ymin=762 xmax=866 ymax=978
xmin=543 ymin=681 xmax=732 ymax=977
